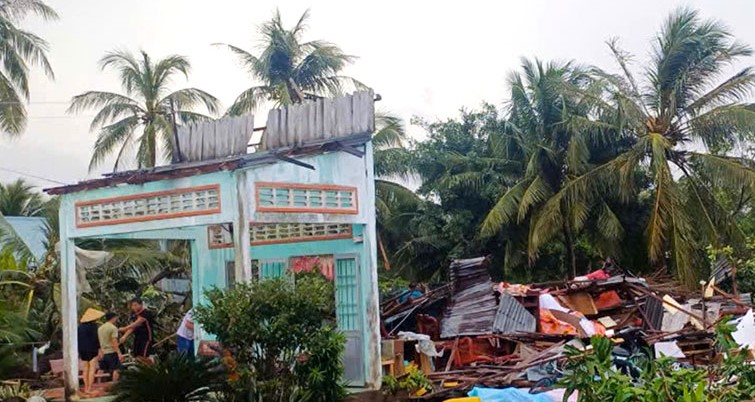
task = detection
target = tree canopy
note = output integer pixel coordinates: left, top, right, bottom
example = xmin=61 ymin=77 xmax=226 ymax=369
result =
xmin=69 ymin=50 xmax=219 ymax=171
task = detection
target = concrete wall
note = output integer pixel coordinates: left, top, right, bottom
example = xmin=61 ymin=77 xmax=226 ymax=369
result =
xmin=58 ymin=145 xmax=381 ymax=391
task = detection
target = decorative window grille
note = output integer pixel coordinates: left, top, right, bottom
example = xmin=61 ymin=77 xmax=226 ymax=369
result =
xmin=255 ymin=182 xmax=358 ymax=214
xmin=208 ymin=225 xmax=233 ymax=249
xmin=76 ymin=185 xmax=221 ymax=228
xmin=207 ymin=223 xmax=352 ymax=248
xmin=251 ymin=223 xmax=352 ymax=245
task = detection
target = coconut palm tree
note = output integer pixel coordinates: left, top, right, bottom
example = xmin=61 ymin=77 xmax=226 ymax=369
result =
xmin=219 ymin=9 xmax=362 ymax=115
xmin=0 ymin=0 xmax=57 ymax=137
xmin=0 ymin=179 xmax=45 ymax=216
xmin=538 ymin=8 xmax=755 ymax=286
xmin=479 ymin=59 xmax=625 ymax=277
xmin=68 ymin=50 xmax=220 ymax=171
xmin=372 ymin=112 xmax=421 ymax=270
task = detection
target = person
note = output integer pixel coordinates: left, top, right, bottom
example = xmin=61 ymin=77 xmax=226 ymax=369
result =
xmin=78 ymin=308 xmax=104 ymax=396
xmin=398 ymin=283 xmax=423 ymax=304
xmin=98 ymin=312 xmax=122 ymax=381
xmin=176 ymin=309 xmax=195 ymax=356
xmin=119 ymin=297 xmax=155 ymax=360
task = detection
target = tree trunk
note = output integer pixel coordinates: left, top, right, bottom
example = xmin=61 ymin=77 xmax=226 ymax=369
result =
xmin=287 ymin=78 xmax=306 ymax=103
xmin=562 ymin=220 xmax=577 ymax=279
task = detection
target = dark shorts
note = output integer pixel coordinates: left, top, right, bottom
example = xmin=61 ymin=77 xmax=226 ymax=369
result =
xmin=99 ymin=353 xmax=121 ymax=372
xmin=134 ymin=337 xmax=153 ymax=357
xmin=80 ymin=350 xmax=98 ymax=362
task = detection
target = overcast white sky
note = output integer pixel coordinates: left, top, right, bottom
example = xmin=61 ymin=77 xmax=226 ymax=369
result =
xmin=1 ymin=0 xmax=755 ymax=189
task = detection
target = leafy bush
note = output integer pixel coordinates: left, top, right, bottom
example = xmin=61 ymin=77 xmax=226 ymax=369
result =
xmin=0 ymin=383 xmax=44 ymax=402
xmin=195 ymin=277 xmax=347 ymax=402
xmin=112 ymin=352 xmax=222 ymax=402
xmin=559 ymin=336 xmax=710 ymax=402
xmin=709 ymin=319 xmax=755 ymax=401
xmin=382 ymin=364 xmax=432 ymax=396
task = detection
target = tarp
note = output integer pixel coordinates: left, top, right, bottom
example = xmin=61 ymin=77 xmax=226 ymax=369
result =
xmin=55 ymin=243 xmax=112 ymax=295
xmin=468 ymin=387 xmax=575 ymax=402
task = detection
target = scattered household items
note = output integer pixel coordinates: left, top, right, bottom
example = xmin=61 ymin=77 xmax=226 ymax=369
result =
xmin=380 ymin=256 xmax=755 ymax=400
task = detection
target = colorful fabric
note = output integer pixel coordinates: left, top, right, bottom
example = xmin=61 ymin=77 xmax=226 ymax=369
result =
xmin=291 ymin=255 xmax=335 ymax=280
xmin=594 ymin=291 xmax=623 ymax=310
xmin=539 ymin=308 xmax=579 ymax=335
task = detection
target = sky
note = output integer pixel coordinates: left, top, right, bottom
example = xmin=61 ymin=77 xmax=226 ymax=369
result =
xmin=2 ymin=0 xmax=755 ymax=190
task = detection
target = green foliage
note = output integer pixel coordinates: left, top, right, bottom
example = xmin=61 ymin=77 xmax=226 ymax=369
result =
xmin=112 ymin=353 xmax=222 ymax=402
xmin=69 ymin=50 xmax=219 ymax=170
xmin=709 ymin=319 xmax=755 ymax=401
xmin=195 ymin=277 xmax=347 ymax=402
xmin=706 ymin=239 xmax=755 ymax=294
xmin=559 ymin=337 xmax=710 ymax=402
xmin=0 ymin=179 xmax=47 ymax=216
xmin=219 ymin=9 xmax=362 ymax=115
xmin=0 ymin=383 xmax=44 ymax=402
xmin=0 ymin=0 xmax=57 ymax=137
xmin=381 ymin=364 xmax=432 ymax=396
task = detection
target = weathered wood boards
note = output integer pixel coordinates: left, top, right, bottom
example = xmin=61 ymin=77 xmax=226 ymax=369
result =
xmin=263 ymin=91 xmax=375 ymax=150
xmin=177 ymin=115 xmax=255 ymax=162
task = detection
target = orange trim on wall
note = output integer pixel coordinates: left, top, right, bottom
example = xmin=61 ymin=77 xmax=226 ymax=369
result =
xmin=254 ymin=181 xmax=359 ymax=215
xmin=75 ymin=184 xmax=221 ymax=228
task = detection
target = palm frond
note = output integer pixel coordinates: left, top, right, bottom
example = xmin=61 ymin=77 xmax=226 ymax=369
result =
xmin=161 ymin=88 xmax=220 ymax=116
xmin=89 ymin=115 xmax=140 ymax=171
xmin=480 ymin=180 xmax=529 ymax=237
xmin=226 ymin=85 xmax=271 ymax=116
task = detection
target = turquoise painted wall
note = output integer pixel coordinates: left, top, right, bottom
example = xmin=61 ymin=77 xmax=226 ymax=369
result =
xmin=194 ymin=224 xmax=370 ymax=385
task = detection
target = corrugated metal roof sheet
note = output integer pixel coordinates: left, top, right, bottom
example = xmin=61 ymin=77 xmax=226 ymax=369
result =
xmin=440 ymin=257 xmax=498 ymax=339
xmin=493 ymin=293 xmax=536 ymax=335
xmin=3 ymin=216 xmax=47 ymax=263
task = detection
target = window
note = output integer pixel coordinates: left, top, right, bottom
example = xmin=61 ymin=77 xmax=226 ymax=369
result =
xmin=255 ymin=182 xmax=358 ymax=214
xmin=208 ymin=223 xmax=352 ymax=249
xmin=76 ymin=185 xmax=221 ymax=228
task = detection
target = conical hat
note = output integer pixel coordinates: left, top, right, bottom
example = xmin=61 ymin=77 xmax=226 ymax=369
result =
xmin=80 ymin=308 xmax=105 ymax=323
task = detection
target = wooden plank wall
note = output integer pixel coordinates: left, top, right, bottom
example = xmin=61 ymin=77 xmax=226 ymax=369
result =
xmin=177 ymin=115 xmax=255 ymax=162
xmin=263 ymin=91 xmax=375 ymax=150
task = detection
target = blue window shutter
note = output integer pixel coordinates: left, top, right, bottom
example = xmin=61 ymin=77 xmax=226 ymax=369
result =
xmin=259 ymin=259 xmax=286 ymax=279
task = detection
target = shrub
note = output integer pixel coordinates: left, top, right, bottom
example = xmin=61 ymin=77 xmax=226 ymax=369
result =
xmin=195 ymin=277 xmax=347 ymax=402
xmin=559 ymin=336 xmax=709 ymax=402
xmin=112 ymin=352 xmax=222 ymax=402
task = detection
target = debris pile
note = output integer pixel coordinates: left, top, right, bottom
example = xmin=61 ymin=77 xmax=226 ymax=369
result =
xmin=380 ymin=256 xmax=755 ymax=400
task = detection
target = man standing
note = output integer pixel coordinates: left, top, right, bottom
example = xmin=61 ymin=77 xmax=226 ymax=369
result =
xmin=98 ymin=312 xmax=122 ymax=381
xmin=176 ymin=309 xmax=194 ymax=357
xmin=119 ymin=297 xmax=155 ymax=360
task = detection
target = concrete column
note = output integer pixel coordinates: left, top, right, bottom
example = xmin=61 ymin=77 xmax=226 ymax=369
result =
xmin=59 ymin=202 xmax=79 ymax=399
xmin=234 ymin=171 xmax=252 ymax=281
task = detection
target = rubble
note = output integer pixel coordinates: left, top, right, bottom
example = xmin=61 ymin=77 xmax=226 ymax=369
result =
xmin=379 ymin=256 xmax=755 ymax=400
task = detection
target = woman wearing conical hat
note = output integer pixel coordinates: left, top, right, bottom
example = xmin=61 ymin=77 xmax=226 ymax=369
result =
xmin=78 ymin=308 xmax=104 ymax=396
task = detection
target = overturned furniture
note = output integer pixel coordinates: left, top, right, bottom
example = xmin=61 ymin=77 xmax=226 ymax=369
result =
xmin=46 ymin=92 xmax=382 ymax=396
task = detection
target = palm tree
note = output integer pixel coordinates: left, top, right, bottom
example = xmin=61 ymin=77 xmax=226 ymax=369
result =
xmin=372 ymin=112 xmax=421 ymax=270
xmin=539 ymin=8 xmax=755 ymax=286
xmin=219 ymin=9 xmax=362 ymax=115
xmin=479 ymin=59 xmax=624 ymax=277
xmin=0 ymin=179 xmax=45 ymax=216
xmin=68 ymin=50 xmax=220 ymax=171
xmin=0 ymin=0 xmax=57 ymax=137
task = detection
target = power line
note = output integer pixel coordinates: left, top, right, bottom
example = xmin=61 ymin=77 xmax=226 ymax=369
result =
xmin=0 ymin=166 xmax=69 ymax=185
xmin=0 ymin=101 xmax=72 ymax=105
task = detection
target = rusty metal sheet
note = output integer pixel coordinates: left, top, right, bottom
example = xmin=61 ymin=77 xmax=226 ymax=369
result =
xmin=493 ymin=293 xmax=536 ymax=335
xmin=440 ymin=257 xmax=497 ymax=339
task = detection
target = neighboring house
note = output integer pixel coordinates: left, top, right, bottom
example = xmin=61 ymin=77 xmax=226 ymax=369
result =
xmin=4 ymin=216 xmax=48 ymax=264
